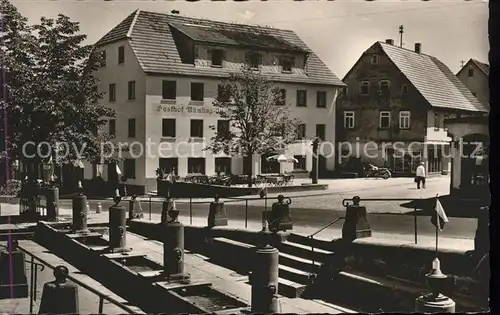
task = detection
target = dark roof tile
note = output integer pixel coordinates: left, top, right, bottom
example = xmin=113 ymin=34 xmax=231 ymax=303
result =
xmin=95 ymin=10 xmax=137 ymax=46
xmin=98 ymin=10 xmax=344 ymax=86
xmin=378 ymin=42 xmax=487 ymax=113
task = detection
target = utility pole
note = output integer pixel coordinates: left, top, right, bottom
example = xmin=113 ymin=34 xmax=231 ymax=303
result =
xmin=460 ymin=60 xmax=466 ymax=68
xmin=399 ymin=25 xmax=404 ymax=48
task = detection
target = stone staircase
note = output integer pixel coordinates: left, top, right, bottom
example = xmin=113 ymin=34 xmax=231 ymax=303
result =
xmin=210 ymin=232 xmax=484 ymax=312
xmin=211 ymin=232 xmax=334 ymax=299
xmin=285 ymin=234 xmax=482 ymax=313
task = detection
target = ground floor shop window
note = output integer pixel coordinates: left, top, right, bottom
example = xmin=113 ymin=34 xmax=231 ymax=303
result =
xmin=159 ymin=158 xmax=178 ymax=175
xmin=215 ymin=157 xmax=231 ymax=174
xmin=188 ymin=158 xmax=206 ymax=174
xmin=386 ymin=148 xmax=421 ymax=173
xmin=294 ymin=155 xmax=306 ymax=170
xmin=427 ymin=146 xmax=442 ymax=173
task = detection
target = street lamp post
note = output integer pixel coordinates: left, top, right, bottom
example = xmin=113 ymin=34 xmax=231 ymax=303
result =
xmin=311 ymin=137 xmax=320 ymax=184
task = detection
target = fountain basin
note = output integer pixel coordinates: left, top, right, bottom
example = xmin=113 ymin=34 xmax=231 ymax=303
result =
xmin=109 ymin=254 xmax=164 ymax=274
xmin=68 ymin=233 xmax=109 ymax=249
xmin=168 ymin=283 xmax=248 ymax=314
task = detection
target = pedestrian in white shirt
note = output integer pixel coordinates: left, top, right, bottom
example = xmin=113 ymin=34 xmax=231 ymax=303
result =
xmin=415 ymin=162 xmax=426 ymax=189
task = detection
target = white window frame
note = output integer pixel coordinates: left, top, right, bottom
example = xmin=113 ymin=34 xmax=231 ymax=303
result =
xmin=379 ymin=111 xmax=391 ymax=129
xmin=344 ymin=111 xmax=355 ymax=129
xmin=399 ymin=111 xmax=410 ymax=129
xmin=359 ymin=81 xmax=370 ymax=95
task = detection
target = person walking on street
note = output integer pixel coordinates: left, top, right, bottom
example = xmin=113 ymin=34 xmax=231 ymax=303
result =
xmin=415 ymin=162 xmax=426 ymax=189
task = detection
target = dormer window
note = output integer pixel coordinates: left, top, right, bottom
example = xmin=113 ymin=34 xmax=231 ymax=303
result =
xmin=370 ymin=55 xmax=379 ymax=65
xmin=211 ymin=49 xmax=224 ymax=67
xmin=280 ymin=56 xmax=294 ymax=73
xmin=246 ymin=52 xmax=261 ymax=69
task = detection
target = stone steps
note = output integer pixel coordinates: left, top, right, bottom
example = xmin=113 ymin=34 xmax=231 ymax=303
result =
xmin=211 ymin=237 xmax=310 ymax=298
xmin=287 ymin=233 xmax=337 ymax=252
xmin=278 ymin=240 xmax=334 ymax=262
xmin=278 ymin=252 xmax=322 ymax=274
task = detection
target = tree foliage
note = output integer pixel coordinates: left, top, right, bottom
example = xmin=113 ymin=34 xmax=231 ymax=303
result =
xmin=205 ymin=65 xmax=301 ymax=186
xmin=0 ymin=0 xmax=116 ymax=171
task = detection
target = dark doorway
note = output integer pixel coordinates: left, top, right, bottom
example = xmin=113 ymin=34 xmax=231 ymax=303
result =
xmin=61 ymin=164 xmax=83 ymax=193
xmin=159 ymin=158 xmax=178 ymax=175
xmin=107 ymin=162 xmax=118 ymax=183
xmin=261 ymin=153 xmax=280 ymax=174
xmin=460 ymin=134 xmax=489 ymax=198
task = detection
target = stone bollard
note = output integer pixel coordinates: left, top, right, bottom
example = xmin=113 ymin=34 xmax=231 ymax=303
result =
xmin=96 ymin=202 xmax=102 ymax=214
xmin=38 ymin=265 xmax=79 ymax=314
xmin=207 ymin=195 xmax=228 ymax=228
xmin=0 ymin=240 xmax=28 ymax=299
xmin=72 ymin=192 xmax=89 ymax=234
xmin=266 ymin=195 xmax=293 ymax=233
xmin=251 ymin=234 xmax=279 ymax=314
xmin=415 ymin=258 xmax=456 ymax=313
xmin=45 ymin=186 xmax=59 ymax=221
xmin=163 ymin=209 xmax=190 ymax=282
xmin=108 ymin=199 xmax=131 ymax=253
xmin=342 ymin=196 xmax=371 ymax=241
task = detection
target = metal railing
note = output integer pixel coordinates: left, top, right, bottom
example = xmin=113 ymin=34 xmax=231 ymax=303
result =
xmin=0 ymin=242 xmax=139 ymax=314
xmin=60 ymin=192 xmax=437 ymax=244
xmin=307 ymin=217 xmax=345 ymax=271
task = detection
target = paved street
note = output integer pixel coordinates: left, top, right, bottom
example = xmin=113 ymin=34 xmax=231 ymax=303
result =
xmin=53 ymin=176 xmax=479 ymax=239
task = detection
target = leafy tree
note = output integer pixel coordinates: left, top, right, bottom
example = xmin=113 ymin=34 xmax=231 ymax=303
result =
xmin=0 ymin=0 xmax=116 ymax=184
xmin=206 ymin=65 xmax=301 ymax=187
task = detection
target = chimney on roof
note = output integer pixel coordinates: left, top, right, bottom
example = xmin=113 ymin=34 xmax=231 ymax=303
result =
xmin=385 ymin=39 xmax=394 ymax=45
xmin=171 ymin=10 xmax=180 ymax=15
xmin=415 ymin=43 xmax=422 ymax=54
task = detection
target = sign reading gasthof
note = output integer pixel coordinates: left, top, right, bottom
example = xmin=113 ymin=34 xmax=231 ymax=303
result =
xmin=156 ymin=104 xmax=220 ymax=116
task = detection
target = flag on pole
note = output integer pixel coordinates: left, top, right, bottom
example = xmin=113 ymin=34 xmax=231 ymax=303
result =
xmin=430 ymin=197 xmax=449 ymax=230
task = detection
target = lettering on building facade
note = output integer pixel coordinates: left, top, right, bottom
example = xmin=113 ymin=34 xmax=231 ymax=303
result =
xmin=156 ymin=105 xmax=220 ymax=116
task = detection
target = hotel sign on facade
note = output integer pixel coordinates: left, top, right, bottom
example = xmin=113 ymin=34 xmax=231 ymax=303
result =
xmin=156 ymin=104 xmax=221 ymax=116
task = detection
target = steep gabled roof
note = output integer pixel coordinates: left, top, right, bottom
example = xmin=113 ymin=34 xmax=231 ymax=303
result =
xmin=95 ymin=10 xmax=138 ymax=46
xmin=456 ymin=58 xmax=490 ymax=77
xmin=376 ymin=42 xmax=487 ymax=113
xmin=95 ymin=10 xmax=344 ymax=86
xmin=470 ymin=59 xmax=490 ymax=76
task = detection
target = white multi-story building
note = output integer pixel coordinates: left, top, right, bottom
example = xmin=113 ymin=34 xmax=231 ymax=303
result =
xmin=86 ymin=10 xmax=344 ymax=193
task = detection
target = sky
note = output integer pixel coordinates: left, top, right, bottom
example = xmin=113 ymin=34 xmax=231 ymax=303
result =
xmin=10 ymin=0 xmax=489 ymax=79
